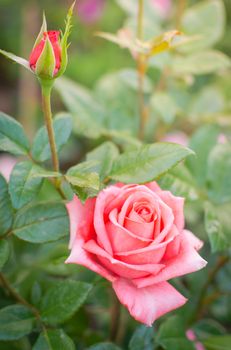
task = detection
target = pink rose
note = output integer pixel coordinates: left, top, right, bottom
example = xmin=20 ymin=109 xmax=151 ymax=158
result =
xmin=66 ymin=182 xmax=206 ymax=325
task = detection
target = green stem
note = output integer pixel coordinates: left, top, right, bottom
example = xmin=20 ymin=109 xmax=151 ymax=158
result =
xmin=41 ymin=84 xmax=59 ymax=175
xmin=176 ymin=0 xmax=187 ymax=29
xmin=109 ymin=290 xmax=121 ymax=343
xmin=192 ymin=255 xmax=229 ymax=322
xmin=137 ymin=0 xmax=147 ymax=140
xmin=0 ymin=272 xmax=40 ymax=320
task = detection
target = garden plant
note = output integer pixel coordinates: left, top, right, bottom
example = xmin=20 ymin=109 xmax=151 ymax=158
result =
xmin=0 ymin=0 xmax=231 ymax=349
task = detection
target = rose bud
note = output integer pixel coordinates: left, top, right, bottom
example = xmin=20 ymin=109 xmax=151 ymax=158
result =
xmin=29 ymin=31 xmax=61 ymax=78
xmin=0 ymin=2 xmax=75 ymax=81
xmin=28 ymin=3 xmax=75 ymax=83
xmin=66 ymin=182 xmax=207 ymax=326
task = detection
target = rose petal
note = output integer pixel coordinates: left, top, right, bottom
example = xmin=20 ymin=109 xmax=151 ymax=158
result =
xmin=113 ymin=278 xmax=187 ymax=326
xmin=94 ymin=186 xmax=121 ymax=254
xmin=107 ymin=209 xmax=151 ymax=253
xmin=124 ymin=217 xmax=154 ymax=240
xmin=116 ymin=224 xmax=178 ymax=264
xmin=66 ymin=195 xmax=95 ymax=249
xmin=84 ymin=240 xmax=164 ymax=279
xmin=66 ymin=236 xmax=116 ymax=282
xmin=184 ymin=229 xmax=203 ymax=250
xmin=156 ymin=190 xmax=185 ymax=231
xmin=133 ymin=230 xmax=207 ymax=288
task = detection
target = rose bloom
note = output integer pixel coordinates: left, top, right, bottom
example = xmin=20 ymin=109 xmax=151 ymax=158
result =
xmin=29 ymin=31 xmax=61 ymax=76
xmin=66 ymin=182 xmax=206 ymax=325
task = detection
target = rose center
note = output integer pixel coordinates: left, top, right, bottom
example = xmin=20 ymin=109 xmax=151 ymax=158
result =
xmin=133 ymin=201 xmax=155 ymax=223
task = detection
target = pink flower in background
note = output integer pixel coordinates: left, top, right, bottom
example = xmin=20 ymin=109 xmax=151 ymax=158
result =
xmin=0 ymin=155 xmax=17 ymax=181
xmin=186 ymin=330 xmax=205 ymax=350
xmin=162 ymin=131 xmax=189 ymax=147
xmin=152 ymin=0 xmax=172 ymax=17
xmin=66 ymin=182 xmax=206 ymax=325
xmin=217 ymin=133 xmax=228 ymax=144
xmin=78 ymin=0 xmax=106 ymax=24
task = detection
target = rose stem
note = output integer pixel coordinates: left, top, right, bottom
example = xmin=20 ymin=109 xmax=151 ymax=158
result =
xmin=109 ymin=289 xmax=121 ymax=342
xmin=41 ymin=84 xmax=59 ymax=175
xmin=175 ymin=0 xmax=187 ymax=29
xmin=137 ymin=0 xmax=147 ymax=140
xmin=191 ymin=255 xmax=229 ymax=323
xmin=0 ymin=272 xmax=50 ymax=337
xmin=0 ymin=272 xmax=40 ymax=320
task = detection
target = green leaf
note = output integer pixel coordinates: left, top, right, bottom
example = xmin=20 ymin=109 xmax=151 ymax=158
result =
xmin=31 ymin=113 xmax=72 ymax=162
xmin=151 ymin=92 xmax=178 ymax=124
xmin=31 ymin=282 xmax=42 ymax=306
xmin=181 ymin=0 xmax=225 ymax=52
xmin=109 ymin=143 xmax=194 ymax=184
xmin=118 ymin=69 xmax=152 ymax=93
xmin=13 ymin=201 xmax=69 ymax=243
xmin=204 ymin=202 xmax=228 ymax=252
xmin=203 ymin=335 xmax=231 ymax=350
xmin=0 ymin=240 xmax=10 ymax=270
xmin=0 ymin=49 xmax=31 ymax=71
xmin=86 ymin=142 xmax=119 ymax=181
xmin=33 ymin=329 xmax=75 ymax=350
xmin=186 ymin=125 xmax=219 ymax=187
xmin=194 ymin=318 xmax=226 ymax=339
xmin=129 ymin=325 xmax=154 ymax=350
xmin=9 ymin=161 xmax=44 ymax=209
xmin=207 ymin=144 xmax=231 ymax=204
xmin=88 ymin=343 xmax=122 ymax=350
xmin=66 ymin=161 xmax=100 ymax=202
xmin=156 ymin=316 xmax=195 ymax=350
xmin=0 ymin=175 xmax=13 ymax=235
xmin=158 ymin=164 xmax=199 ymax=201
xmin=0 ymin=305 xmax=34 ymax=340
xmin=172 ymin=51 xmax=231 ymax=75
xmin=216 ymin=203 xmax=231 ymax=243
xmin=40 ymin=280 xmax=92 ymax=325
xmin=0 ymin=112 xmax=30 ymax=156
xmin=189 ymin=87 xmax=224 ymax=121
xmin=55 ymin=77 xmax=105 ymax=139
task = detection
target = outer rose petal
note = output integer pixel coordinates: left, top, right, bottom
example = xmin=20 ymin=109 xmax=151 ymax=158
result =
xmin=113 ymin=278 xmax=187 ymax=326
xmin=94 ymin=186 xmax=121 ymax=254
xmin=66 ymin=195 xmax=95 ymax=248
xmin=133 ymin=230 xmax=207 ymax=288
xmin=66 ymin=236 xmax=116 ymax=282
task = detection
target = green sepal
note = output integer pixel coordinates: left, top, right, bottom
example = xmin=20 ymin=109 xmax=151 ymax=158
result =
xmin=33 ymin=13 xmax=47 ymax=50
xmin=35 ymin=36 xmax=56 ymax=79
xmin=56 ymin=1 xmax=76 ymax=78
xmin=0 ymin=49 xmax=31 ymax=72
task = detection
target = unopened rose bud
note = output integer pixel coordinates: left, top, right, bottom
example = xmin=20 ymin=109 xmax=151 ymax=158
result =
xmin=29 ymin=30 xmax=62 ymax=79
xmin=29 ymin=31 xmax=61 ymax=77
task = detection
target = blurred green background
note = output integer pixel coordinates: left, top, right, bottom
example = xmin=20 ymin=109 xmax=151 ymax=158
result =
xmin=0 ymin=0 xmax=230 ymax=125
